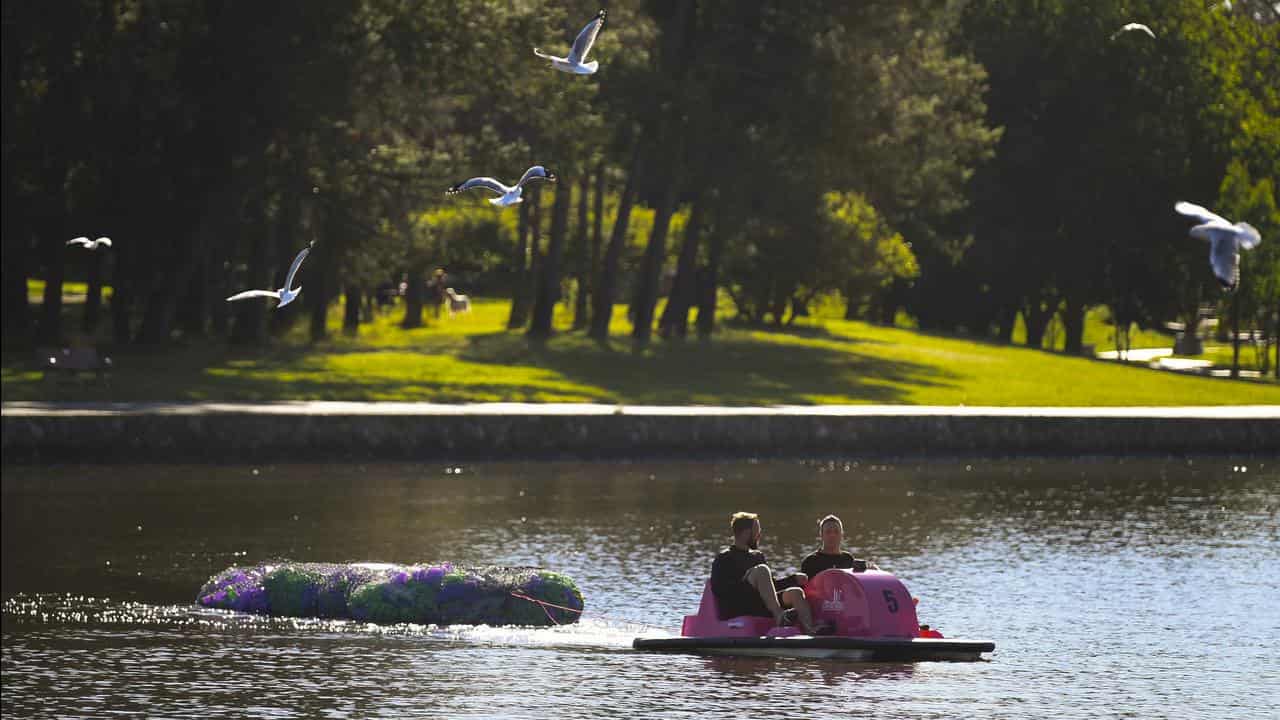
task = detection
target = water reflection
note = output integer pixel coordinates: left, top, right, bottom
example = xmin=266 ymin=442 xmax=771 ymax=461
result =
xmin=699 ymin=655 xmax=918 ymax=686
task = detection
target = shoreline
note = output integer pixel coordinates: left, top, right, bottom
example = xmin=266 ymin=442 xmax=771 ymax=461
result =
xmin=4 ymin=402 xmax=1278 ymax=463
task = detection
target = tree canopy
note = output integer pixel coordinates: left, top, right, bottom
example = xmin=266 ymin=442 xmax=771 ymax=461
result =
xmin=2 ymin=0 xmax=1275 ymax=371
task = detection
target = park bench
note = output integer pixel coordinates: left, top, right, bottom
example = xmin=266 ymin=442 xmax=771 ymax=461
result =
xmin=36 ymin=346 xmax=113 ymax=383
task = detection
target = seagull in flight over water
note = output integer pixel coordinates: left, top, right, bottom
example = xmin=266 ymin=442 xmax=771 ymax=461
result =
xmin=226 ymin=241 xmax=313 ymax=308
xmin=1111 ymin=22 xmax=1156 ymax=40
xmin=446 ymin=166 xmax=557 ymax=207
xmin=1174 ymin=201 xmax=1262 ymax=291
xmin=534 ymin=9 xmax=606 ymax=75
xmin=67 ymin=236 xmax=112 ymax=250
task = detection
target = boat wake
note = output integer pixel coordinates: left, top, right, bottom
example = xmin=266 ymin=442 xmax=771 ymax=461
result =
xmin=2 ymin=593 xmax=667 ymax=650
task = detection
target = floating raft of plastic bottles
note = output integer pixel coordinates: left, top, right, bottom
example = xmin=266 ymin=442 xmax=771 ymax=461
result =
xmin=197 ymin=561 xmax=584 ymax=626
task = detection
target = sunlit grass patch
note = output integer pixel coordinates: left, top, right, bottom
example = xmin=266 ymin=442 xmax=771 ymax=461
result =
xmin=3 ymin=296 xmax=1277 ymax=405
xmin=27 ymin=279 xmax=113 ymax=303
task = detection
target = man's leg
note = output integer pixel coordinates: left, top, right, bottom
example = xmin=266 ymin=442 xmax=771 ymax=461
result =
xmin=742 ymin=564 xmax=786 ymax=623
xmin=779 ymin=587 xmax=818 ymax=634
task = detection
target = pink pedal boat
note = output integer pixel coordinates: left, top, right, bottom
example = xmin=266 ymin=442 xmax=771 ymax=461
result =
xmin=633 ymin=568 xmax=994 ymax=661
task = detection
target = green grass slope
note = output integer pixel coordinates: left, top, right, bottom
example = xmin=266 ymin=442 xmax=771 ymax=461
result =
xmin=3 ymin=298 xmax=1276 ymax=405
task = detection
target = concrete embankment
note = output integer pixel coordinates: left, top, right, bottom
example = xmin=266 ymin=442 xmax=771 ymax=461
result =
xmin=3 ymin=402 xmax=1277 ymax=463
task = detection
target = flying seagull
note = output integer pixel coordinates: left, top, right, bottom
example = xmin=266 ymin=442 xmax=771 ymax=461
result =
xmin=1174 ymin=201 xmax=1262 ymax=291
xmin=446 ymin=166 xmax=557 ymax=207
xmin=1111 ymin=22 xmax=1156 ymax=40
xmin=534 ymin=9 xmax=605 ymax=75
xmin=226 ymin=241 xmax=313 ymax=308
xmin=67 ymin=236 xmax=112 ymax=250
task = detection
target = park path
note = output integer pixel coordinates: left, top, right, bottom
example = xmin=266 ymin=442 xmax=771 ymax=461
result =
xmin=4 ymin=400 xmax=1278 ymax=418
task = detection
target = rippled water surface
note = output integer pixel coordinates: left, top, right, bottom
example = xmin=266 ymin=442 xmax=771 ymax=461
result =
xmin=3 ymin=458 xmax=1277 ymax=718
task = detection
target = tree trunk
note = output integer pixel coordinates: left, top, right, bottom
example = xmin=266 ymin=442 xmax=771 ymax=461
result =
xmin=1024 ymin=299 xmax=1055 ymax=349
xmin=210 ymin=233 xmax=230 ymax=337
xmin=39 ymin=233 xmax=66 ymax=347
xmin=526 ymin=187 xmax=544 ymax=323
xmin=111 ymin=237 xmax=134 ymax=345
xmin=1062 ymin=295 xmax=1086 ymax=354
xmin=590 ymin=146 xmax=644 ymax=342
xmin=508 ymin=192 xmax=534 ymax=329
xmin=0 ymin=231 xmax=32 ymax=344
xmin=631 ymin=180 xmax=679 ymax=350
xmin=176 ymin=254 xmax=204 ymax=338
xmin=659 ymin=195 xmax=702 ymax=340
xmin=398 ymin=201 xmax=424 ymax=329
xmin=309 ymin=296 xmax=328 ymax=342
xmin=402 ymin=263 xmax=424 ymax=329
xmin=571 ymin=171 xmax=591 ymax=330
xmin=876 ymin=281 xmax=900 ymax=326
xmin=843 ymin=279 xmax=863 ymax=321
xmin=343 ymin=286 xmax=361 ymax=337
xmin=530 ymin=180 xmax=570 ymax=339
xmin=695 ymin=211 xmax=725 ymax=341
xmin=232 ymin=199 xmax=271 ymax=344
xmin=135 ymin=284 xmax=173 ymax=345
xmin=131 ymin=224 xmax=169 ymax=344
xmin=996 ymin=305 xmax=1016 ymax=344
xmin=0 ymin=135 xmax=32 ymax=344
xmin=586 ymin=163 xmax=604 ymax=330
xmin=82 ymin=249 xmax=103 ymax=334
xmin=308 ymin=245 xmax=328 ymax=342
xmin=1230 ymin=288 xmax=1240 ymax=379
xmin=630 ymin=0 xmax=695 ymax=350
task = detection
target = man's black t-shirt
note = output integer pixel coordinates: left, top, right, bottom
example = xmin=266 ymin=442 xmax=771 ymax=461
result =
xmin=800 ymin=550 xmax=867 ymax=579
xmin=709 ymin=546 xmax=799 ymax=620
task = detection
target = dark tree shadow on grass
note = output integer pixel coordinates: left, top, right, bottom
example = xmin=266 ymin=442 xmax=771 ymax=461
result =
xmin=456 ymin=330 xmax=958 ymax=405
xmin=1 ymin=323 xmax=959 ymax=404
xmin=717 ymin=318 xmax=893 ymax=347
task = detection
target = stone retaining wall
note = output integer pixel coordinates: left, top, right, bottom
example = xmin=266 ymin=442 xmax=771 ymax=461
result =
xmin=3 ymin=403 xmax=1276 ymax=462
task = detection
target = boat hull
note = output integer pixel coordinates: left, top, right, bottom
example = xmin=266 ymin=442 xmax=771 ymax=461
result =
xmin=632 ymin=636 xmax=994 ymax=661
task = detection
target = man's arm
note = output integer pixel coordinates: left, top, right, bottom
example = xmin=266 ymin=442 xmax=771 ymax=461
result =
xmin=773 ymin=571 xmax=806 ymax=590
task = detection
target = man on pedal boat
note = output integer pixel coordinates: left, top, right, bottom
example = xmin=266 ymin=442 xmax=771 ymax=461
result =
xmin=709 ymin=512 xmax=830 ymax=635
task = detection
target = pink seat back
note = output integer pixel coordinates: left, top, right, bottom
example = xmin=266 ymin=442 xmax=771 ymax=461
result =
xmin=681 ymin=581 xmax=776 ymax=637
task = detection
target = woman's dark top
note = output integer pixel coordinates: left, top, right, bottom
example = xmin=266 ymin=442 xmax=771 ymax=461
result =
xmin=710 ymin=546 xmax=799 ymax=620
xmin=800 ymin=550 xmax=867 ymax=579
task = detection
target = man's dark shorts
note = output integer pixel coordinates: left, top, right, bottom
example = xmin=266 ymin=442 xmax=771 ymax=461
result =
xmin=717 ymin=582 xmax=782 ymax=619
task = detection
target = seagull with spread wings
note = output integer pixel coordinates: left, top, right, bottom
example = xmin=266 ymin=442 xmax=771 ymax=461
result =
xmin=1174 ymin=201 xmax=1262 ymax=291
xmin=446 ymin=166 xmax=557 ymax=207
xmin=67 ymin=236 xmax=112 ymax=250
xmin=1111 ymin=22 xmax=1156 ymax=40
xmin=226 ymin=241 xmax=313 ymax=308
xmin=534 ymin=9 xmax=606 ymax=75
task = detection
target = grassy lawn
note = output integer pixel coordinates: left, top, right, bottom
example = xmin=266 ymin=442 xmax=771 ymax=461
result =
xmin=1011 ymin=305 xmax=1175 ymax=352
xmin=1186 ymin=343 xmax=1272 ymax=370
xmin=3 ymin=296 xmax=1277 ymax=405
xmin=27 ymin=278 xmax=113 ymax=304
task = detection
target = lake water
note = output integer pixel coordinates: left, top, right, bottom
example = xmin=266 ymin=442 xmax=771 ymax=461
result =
xmin=3 ymin=458 xmax=1277 ymax=719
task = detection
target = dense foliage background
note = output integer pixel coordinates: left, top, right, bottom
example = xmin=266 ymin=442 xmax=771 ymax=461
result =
xmin=3 ymin=0 xmax=1276 ymax=365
